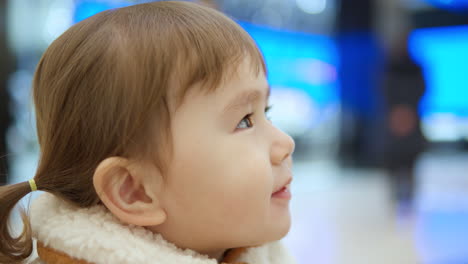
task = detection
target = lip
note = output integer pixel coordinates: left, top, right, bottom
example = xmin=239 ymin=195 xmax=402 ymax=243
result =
xmin=271 ymin=178 xmax=292 ymax=200
xmin=273 ymin=177 xmax=292 ymax=193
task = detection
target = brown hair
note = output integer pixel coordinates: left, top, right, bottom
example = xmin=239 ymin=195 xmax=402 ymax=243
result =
xmin=0 ymin=1 xmax=265 ymax=262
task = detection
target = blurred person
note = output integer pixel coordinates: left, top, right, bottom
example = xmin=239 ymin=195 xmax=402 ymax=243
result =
xmin=382 ymin=31 xmax=427 ymax=210
xmin=0 ymin=2 xmax=297 ymax=264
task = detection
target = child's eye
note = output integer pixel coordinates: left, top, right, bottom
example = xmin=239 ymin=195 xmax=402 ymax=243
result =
xmin=237 ymin=114 xmax=253 ymax=129
xmin=236 ymin=105 xmax=272 ymax=130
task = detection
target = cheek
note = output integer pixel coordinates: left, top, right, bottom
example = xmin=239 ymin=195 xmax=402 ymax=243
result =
xmin=169 ymin=139 xmax=273 ymax=217
xmin=220 ymin=161 xmax=272 ymax=212
xmin=210 ymin=153 xmax=275 ymax=231
xmin=161 ymin=134 xmax=291 ymax=247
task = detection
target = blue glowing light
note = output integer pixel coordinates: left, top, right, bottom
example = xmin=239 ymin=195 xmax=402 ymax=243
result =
xmin=73 ymin=1 xmax=131 ymax=23
xmin=240 ymin=22 xmax=339 ymax=107
xmin=425 ymin=0 xmax=468 ymax=10
xmin=409 ymin=25 xmax=468 ymax=118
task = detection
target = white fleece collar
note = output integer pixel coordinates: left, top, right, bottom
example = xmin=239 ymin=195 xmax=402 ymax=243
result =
xmin=30 ymin=193 xmax=296 ymax=264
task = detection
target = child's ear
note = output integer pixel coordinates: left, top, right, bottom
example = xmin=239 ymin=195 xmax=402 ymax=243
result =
xmin=93 ymin=157 xmax=167 ymax=226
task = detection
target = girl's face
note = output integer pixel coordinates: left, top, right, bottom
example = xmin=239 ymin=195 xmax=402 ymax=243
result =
xmin=152 ymin=59 xmax=295 ymax=258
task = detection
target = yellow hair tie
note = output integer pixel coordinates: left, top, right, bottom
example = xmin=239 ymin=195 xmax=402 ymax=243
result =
xmin=29 ymin=179 xmax=37 ymax=192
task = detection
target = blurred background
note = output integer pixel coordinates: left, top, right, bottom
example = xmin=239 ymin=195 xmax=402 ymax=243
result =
xmin=1 ymin=0 xmax=468 ymax=263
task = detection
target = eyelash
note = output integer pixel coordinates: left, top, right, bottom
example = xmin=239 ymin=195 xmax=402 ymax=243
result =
xmin=237 ymin=105 xmax=272 ymax=130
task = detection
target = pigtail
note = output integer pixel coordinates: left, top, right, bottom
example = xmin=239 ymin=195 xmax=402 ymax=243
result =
xmin=0 ymin=182 xmax=34 ymax=263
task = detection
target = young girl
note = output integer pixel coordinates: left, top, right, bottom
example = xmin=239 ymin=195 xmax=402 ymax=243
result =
xmin=0 ymin=2 xmax=296 ymax=263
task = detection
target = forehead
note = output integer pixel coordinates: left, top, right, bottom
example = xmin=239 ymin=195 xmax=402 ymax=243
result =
xmin=213 ymin=59 xmax=269 ymax=99
xmin=170 ymin=58 xmax=268 ymax=111
xmin=206 ymin=68 xmax=268 ymax=118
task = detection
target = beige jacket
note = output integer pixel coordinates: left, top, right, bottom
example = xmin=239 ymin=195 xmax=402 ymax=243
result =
xmin=29 ymin=194 xmax=297 ymax=264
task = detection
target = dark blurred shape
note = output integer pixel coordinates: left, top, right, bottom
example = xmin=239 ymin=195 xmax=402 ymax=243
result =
xmin=412 ymin=7 xmax=468 ymax=28
xmin=0 ymin=0 xmax=14 ymax=185
xmin=336 ymin=0 xmax=374 ymax=31
xmin=336 ymin=0 xmax=385 ymax=167
xmin=382 ymin=31 xmax=427 ymax=207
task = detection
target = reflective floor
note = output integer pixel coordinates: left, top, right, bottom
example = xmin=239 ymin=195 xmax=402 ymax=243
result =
xmin=9 ymin=151 xmax=468 ymax=264
xmin=284 ymin=152 xmax=468 ymax=264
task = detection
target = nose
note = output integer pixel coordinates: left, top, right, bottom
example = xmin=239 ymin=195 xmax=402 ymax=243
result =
xmin=270 ymin=125 xmax=295 ymax=165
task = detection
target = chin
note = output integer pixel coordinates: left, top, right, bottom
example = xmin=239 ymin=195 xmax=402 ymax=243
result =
xmin=238 ymin=210 xmax=292 ymax=247
xmin=265 ymin=213 xmax=292 ymax=243
xmin=241 ymin=221 xmax=291 ymax=248
xmin=277 ymin=216 xmax=292 ymax=239
xmin=275 ymin=206 xmax=292 ymax=235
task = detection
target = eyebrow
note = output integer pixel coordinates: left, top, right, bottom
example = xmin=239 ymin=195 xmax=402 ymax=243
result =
xmin=223 ymin=85 xmax=271 ymax=114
